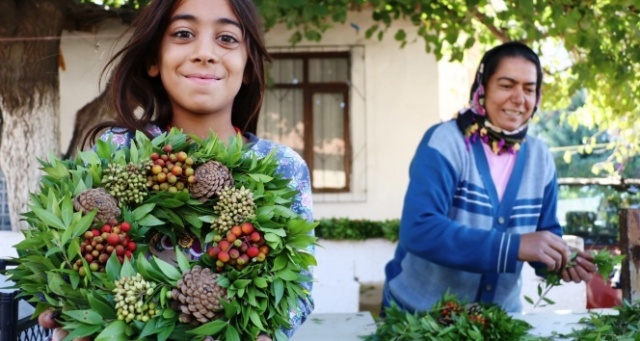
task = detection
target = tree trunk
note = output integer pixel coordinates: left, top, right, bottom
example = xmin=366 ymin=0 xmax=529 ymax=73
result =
xmin=0 ymin=1 xmax=67 ymax=231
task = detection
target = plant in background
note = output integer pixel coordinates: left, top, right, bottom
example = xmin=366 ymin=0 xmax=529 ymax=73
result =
xmin=5 ymin=128 xmax=317 ymax=341
xmin=315 ymin=218 xmax=400 ymax=241
xmin=365 ymin=294 xmax=543 ymax=341
xmin=524 ymin=249 xmax=625 ymax=310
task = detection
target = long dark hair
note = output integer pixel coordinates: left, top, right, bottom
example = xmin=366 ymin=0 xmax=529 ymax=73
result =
xmin=84 ymin=0 xmax=270 ymax=147
xmin=469 ymin=41 xmax=543 ymax=110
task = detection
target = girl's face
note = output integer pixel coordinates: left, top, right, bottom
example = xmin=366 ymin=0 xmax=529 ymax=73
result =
xmin=483 ymin=56 xmax=538 ymax=131
xmin=147 ymin=0 xmax=248 ymax=121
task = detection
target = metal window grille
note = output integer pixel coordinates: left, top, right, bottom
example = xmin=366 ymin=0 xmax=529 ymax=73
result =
xmin=0 ymin=259 xmax=52 ymax=341
xmin=0 ymin=169 xmax=11 ymax=231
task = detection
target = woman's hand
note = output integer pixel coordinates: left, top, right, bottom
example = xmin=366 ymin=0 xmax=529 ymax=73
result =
xmin=560 ymin=249 xmax=597 ymax=283
xmin=518 ymin=231 xmax=571 ymax=272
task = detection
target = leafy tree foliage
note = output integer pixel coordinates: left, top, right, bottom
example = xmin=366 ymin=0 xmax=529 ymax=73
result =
xmin=71 ymin=0 xmax=640 ymax=176
xmin=254 ymin=0 xmax=640 ymax=177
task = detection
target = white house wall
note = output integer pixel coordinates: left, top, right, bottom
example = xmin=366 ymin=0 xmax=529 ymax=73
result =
xmin=59 ymin=19 xmax=130 ymax=153
xmin=58 ymin=12 xmax=468 ymax=221
xmin=265 ymin=10 xmax=462 ymax=220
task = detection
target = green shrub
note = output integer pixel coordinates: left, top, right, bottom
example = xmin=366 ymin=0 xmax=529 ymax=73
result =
xmin=315 ymin=218 xmax=400 ymax=241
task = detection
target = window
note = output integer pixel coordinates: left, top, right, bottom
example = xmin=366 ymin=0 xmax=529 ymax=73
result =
xmin=259 ymin=52 xmax=351 ymax=192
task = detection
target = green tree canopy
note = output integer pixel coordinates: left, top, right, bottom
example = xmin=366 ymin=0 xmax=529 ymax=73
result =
xmin=95 ymin=1 xmax=640 ymax=173
xmin=1 ymin=0 xmax=634 ymax=230
xmin=252 ymin=0 xmax=640 ymax=177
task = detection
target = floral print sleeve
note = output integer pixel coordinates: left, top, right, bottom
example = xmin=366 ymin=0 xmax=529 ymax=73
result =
xmin=99 ymin=126 xmax=163 ymax=148
xmin=247 ymin=138 xmax=315 ymax=338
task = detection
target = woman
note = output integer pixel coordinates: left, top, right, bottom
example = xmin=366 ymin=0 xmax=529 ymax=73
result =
xmin=383 ymin=41 xmax=596 ymax=313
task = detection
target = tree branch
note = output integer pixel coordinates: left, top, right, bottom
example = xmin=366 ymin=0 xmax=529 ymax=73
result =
xmin=63 ymin=0 xmax=137 ymax=32
xmin=469 ymin=8 xmax=509 ymax=43
xmin=64 ymin=88 xmax=116 ymax=158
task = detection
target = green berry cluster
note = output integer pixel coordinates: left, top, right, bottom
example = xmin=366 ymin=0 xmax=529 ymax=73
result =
xmin=102 ymin=163 xmax=148 ymax=206
xmin=212 ymin=186 xmax=256 ymax=234
xmin=113 ymin=274 xmax=158 ymax=323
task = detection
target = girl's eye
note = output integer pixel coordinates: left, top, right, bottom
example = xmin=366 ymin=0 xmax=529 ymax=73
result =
xmin=218 ymin=34 xmax=239 ymax=44
xmin=173 ymin=30 xmax=194 ymax=39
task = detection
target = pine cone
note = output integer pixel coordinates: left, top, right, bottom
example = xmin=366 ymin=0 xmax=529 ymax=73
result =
xmin=465 ymin=303 xmax=483 ymax=316
xmin=189 ymin=161 xmax=233 ymax=202
xmin=211 ymin=186 xmax=255 ymax=234
xmin=73 ymin=188 xmax=121 ymax=223
xmin=466 ymin=303 xmax=488 ymax=327
xmin=437 ymin=316 xmax=454 ymax=326
xmin=171 ymin=265 xmax=227 ymax=325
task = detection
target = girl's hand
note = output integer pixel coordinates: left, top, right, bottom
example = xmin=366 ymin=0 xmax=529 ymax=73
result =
xmin=38 ymin=309 xmax=59 ymax=329
xmin=51 ymin=328 xmax=92 ymax=341
xmin=39 ymin=309 xmax=92 ymax=341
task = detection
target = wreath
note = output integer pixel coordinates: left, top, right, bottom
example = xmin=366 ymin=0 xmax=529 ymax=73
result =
xmin=5 ymin=128 xmax=317 ymax=341
xmin=366 ymin=294 xmax=534 ymax=341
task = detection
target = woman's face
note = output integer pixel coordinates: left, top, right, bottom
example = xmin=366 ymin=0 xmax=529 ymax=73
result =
xmin=483 ymin=57 xmax=538 ymax=131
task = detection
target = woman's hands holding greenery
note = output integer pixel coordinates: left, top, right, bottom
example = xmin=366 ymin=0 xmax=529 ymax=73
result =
xmin=560 ymin=249 xmax=596 ymax=283
xmin=518 ymin=231 xmax=571 ymax=271
xmin=525 ymin=248 xmax=624 ymax=309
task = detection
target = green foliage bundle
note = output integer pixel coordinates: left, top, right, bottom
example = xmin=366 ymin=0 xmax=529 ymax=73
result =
xmin=5 ymin=128 xmax=317 ymax=341
xmin=365 ymin=294 xmax=540 ymax=341
xmin=315 ymin=218 xmax=399 ymax=242
xmin=524 ymin=249 xmax=625 ymax=310
xmin=564 ymin=300 xmax=640 ymax=340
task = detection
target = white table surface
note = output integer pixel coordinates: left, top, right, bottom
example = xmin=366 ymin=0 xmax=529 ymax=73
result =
xmin=514 ymin=309 xmax=618 ymax=338
xmin=292 ymin=312 xmax=377 ymax=341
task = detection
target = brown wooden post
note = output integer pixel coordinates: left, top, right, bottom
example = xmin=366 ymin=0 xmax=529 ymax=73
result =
xmin=619 ymin=208 xmax=640 ymax=301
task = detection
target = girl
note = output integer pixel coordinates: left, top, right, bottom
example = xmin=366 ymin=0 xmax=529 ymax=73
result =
xmin=382 ymin=42 xmax=596 ymax=314
xmin=42 ymin=1 xmax=314 ymax=340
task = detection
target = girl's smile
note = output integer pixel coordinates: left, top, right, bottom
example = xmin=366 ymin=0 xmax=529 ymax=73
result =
xmin=185 ymin=73 xmax=222 ymax=83
xmin=147 ymin=0 xmax=248 ymax=133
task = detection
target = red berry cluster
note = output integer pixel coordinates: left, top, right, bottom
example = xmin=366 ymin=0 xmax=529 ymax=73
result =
xmin=75 ymin=222 xmax=136 ymax=276
xmin=147 ymin=145 xmax=195 ymax=193
xmin=469 ymin=313 xmax=488 ymax=327
xmin=440 ymin=301 xmax=463 ymax=319
xmin=207 ymin=222 xmax=270 ymax=272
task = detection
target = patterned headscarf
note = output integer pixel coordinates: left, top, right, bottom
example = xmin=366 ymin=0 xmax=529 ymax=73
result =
xmin=456 ymin=42 xmax=542 ymax=155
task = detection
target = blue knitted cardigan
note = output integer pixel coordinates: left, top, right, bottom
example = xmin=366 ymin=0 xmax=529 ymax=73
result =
xmin=384 ymin=119 xmax=561 ymax=313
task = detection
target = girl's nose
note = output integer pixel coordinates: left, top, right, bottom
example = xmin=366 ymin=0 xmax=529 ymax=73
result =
xmin=191 ymin=39 xmax=220 ymax=64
